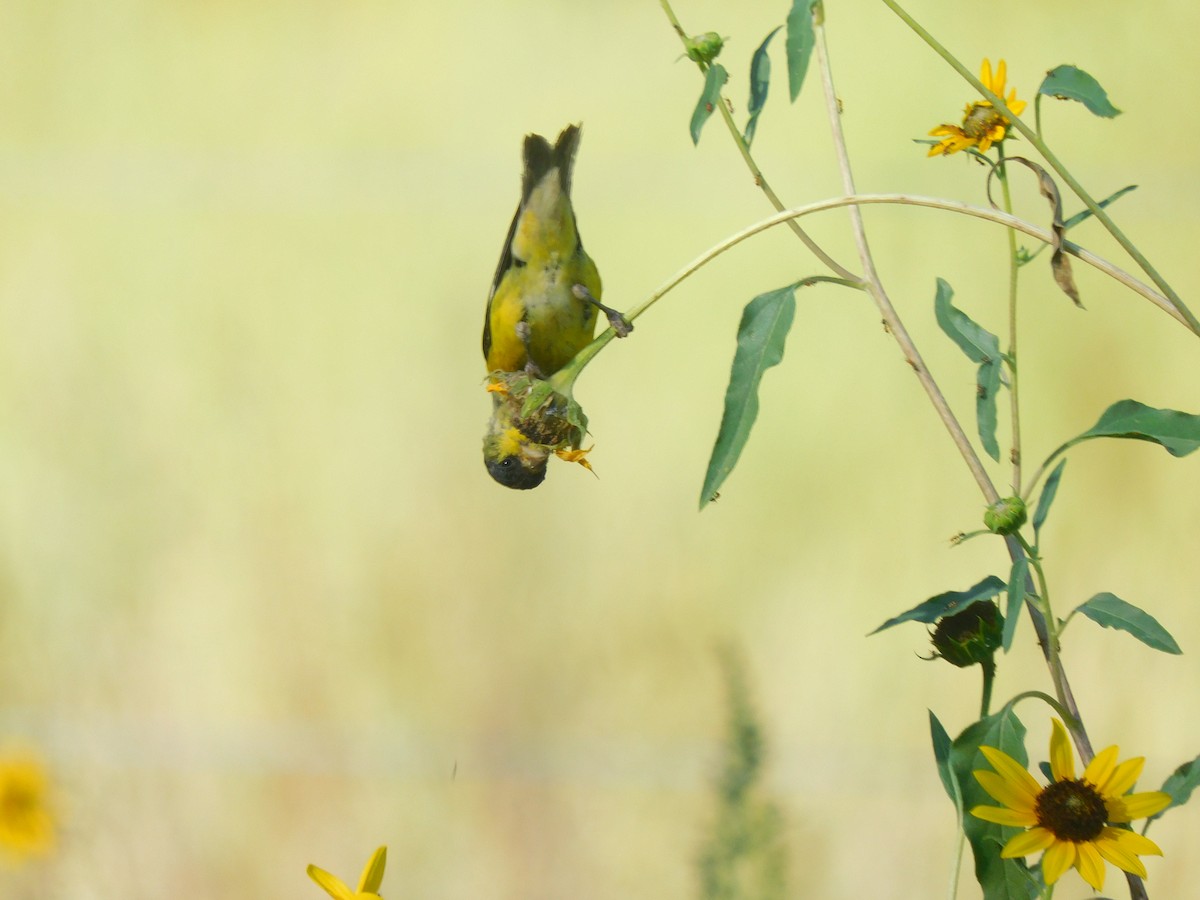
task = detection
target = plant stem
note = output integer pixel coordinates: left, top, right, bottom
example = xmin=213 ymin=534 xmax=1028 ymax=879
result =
xmin=812 ymin=19 xmax=1097 ymax=797
xmin=551 ymin=192 xmax=1181 ymax=390
xmin=980 ymin=660 xmax=995 ymax=719
xmin=996 ymin=146 xmax=1023 ymax=495
xmin=879 ymin=0 xmax=1200 ymax=339
xmin=813 ymin=10 xmax=1000 ymax=504
xmin=658 ymin=0 xmax=858 ymax=282
xmin=947 ymin=831 xmax=965 ymax=900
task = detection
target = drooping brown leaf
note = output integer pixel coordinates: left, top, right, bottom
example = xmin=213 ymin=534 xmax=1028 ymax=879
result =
xmin=989 ymin=157 xmax=1082 ymax=307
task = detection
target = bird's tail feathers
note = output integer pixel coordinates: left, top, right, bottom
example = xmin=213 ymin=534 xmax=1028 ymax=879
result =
xmin=522 ymin=124 xmax=581 ymax=201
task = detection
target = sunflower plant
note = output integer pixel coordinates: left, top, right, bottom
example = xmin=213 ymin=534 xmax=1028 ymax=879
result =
xmin=520 ymin=1 xmax=1200 ymax=898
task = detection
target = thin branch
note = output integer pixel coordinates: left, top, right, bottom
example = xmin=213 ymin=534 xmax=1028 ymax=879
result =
xmin=552 ymin=193 xmax=1183 ymax=388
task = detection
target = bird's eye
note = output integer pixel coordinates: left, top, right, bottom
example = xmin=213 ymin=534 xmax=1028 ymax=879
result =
xmin=500 ymin=458 xmax=514 ymax=468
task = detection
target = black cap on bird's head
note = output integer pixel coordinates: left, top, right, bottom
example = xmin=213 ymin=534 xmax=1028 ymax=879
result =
xmin=484 ymin=453 xmax=547 ymax=490
xmin=482 ymin=407 xmax=551 ymax=490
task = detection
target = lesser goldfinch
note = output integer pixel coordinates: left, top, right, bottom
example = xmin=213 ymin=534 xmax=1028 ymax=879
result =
xmin=481 ymin=125 xmax=629 ymax=489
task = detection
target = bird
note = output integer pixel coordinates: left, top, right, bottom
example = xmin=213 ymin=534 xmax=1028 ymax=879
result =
xmin=481 ymin=125 xmax=629 ymax=489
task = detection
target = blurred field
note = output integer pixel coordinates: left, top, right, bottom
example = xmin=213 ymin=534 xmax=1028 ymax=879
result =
xmin=1 ymin=0 xmax=1198 ymax=897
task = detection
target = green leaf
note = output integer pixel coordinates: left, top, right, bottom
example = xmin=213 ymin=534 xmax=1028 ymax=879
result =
xmin=744 ymin=26 xmax=781 ymax=147
xmin=1071 ymin=399 xmax=1200 ymax=458
xmin=1002 ymin=555 xmax=1027 ymax=652
xmin=1063 ymin=184 xmax=1137 ymax=230
xmin=977 ymin=357 xmax=1001 ymax=462
xmin=1076 ymin=592 xmax=1182 ymax=654
xmin=1032 ymin=459 xmax=1066 ymax=541
xmin=870 ymin=575 xmax=1006 ymax=634
xmin=1038 ymin=64 xmax=1121 ymax=118
xmin=934 ymin=278 xmax=1000 ymax=365
xmin=934 ymin=279 xmax=1002 ymax=461
xmin=930 ymin=711 xmax=959 ymax=808
xmin=1149 ymin=755 xmax=1200 ymax=825
xmin=950 ymin=709 xmax=1038 ymax=900
xmin=700 ymin=284 xmax=796 ymax=508
xmin=785 ymin=0 xmax=817 ymax=102
xmin=690 ymin=63 xmax=729 ymax=145
xmin=1019 ymin=185 xmax=1137 ymax=265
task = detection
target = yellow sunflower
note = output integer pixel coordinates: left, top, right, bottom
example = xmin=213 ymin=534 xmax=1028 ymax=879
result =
xmin=928 ymin=58 xmax=1028 ymax=157
xmin=971 ymin=718 xmax=1172 ymax=891
xmin=308 ymin=845 xmax=388 ymax=899
xmin=0 ymin=752 xmax=55 ymax=862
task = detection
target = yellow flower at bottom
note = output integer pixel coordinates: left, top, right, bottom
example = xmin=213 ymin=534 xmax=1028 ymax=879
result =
xmin=971 ymin=719 xmax=1172 ymax=891
xmin=308 ymin=845 xmax=388 ymax=899
xmin=0 ymin=752 xmax=55 ymax=862
xmin=928 ymin=58 xmax=1028 ymax=157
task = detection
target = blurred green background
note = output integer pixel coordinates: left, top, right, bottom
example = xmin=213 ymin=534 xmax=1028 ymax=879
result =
xmin=2 ymin=0 xmax=1198 ymax=897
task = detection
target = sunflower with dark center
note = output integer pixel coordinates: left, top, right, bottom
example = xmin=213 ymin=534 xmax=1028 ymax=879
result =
xmin=971 ymin=718 xmax=1171 ymax=891
xmin=928 ymin=58 xmax=1027 ymax=157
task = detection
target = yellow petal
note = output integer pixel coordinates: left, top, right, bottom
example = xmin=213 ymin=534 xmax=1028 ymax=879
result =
xmin=971 ymin=803 xmax=1039 ymax=828
xmin=973 ymin=770 xmax=1038 ymax=815
xmin=1049 ymin=719 xmax=1075 ymax=782
xmin=1075 ymin=840 xmax=1106 ymax=891
xmin=307 ymin=865 xmax=354 ymax=900
xmin=1094 ymin=830 xmax=1149 ymax=878
xmin=979 ymin=746 xmax=1042 ymax=805
xmin=980 ymin=58 xmax=993 ymax=92
xmin=1100 ymin=756 xmax=1144 ymax=798
xmin=357 ymin=846 xmax=388 ymax=894
xmin=556 ymin=446 xmax=597 ymax=475
xmin=994 ymin=59 xmax=1008 ymax=97
xmin=1041 ymin=839 xmax=1076 ymax=885
xmin=1083 ymin=744 xmax=1119 ymax=788
xmin=1108 ymin=826 xmax=1163 ymax=857
xmin=1001 ymin=826 xmax=1056 ymax=858
xmin=929 ymin=124 xmax=957 ymax=136
xmin=1109 ymin=790 xmax=1172 ymax=822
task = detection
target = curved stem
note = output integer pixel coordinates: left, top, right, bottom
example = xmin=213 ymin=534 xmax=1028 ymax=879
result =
xmin=551 ymin=193 xmax=1184 ymax=390
xmin=879 ymin=0 xmax=1200 ymax=339
xmin=1002 ymin=689 xmax=1077 ymax=726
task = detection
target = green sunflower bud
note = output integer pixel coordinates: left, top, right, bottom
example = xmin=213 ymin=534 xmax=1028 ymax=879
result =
xmin=983 ymin=496 xmax=1027 ymax=535
xmin=931 ymin=602 xmax=1003 ymax=668
xmin=684 ymin=32 xmax=725 ymax=65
